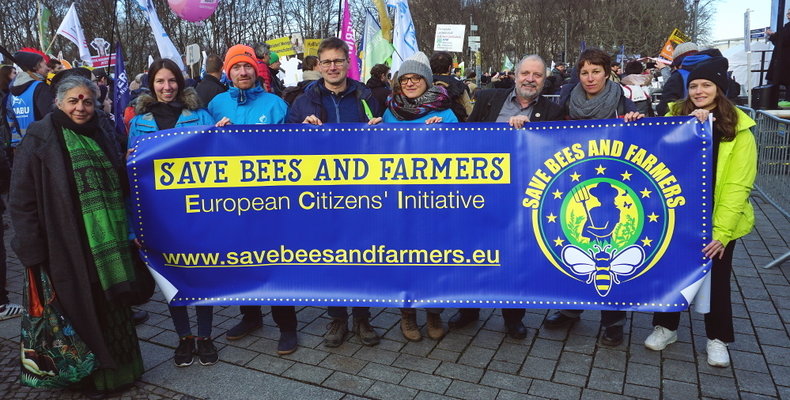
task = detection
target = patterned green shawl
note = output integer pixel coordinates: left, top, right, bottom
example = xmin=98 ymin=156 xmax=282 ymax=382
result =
xmin=62 ymin=128 xmax=135 ymax=296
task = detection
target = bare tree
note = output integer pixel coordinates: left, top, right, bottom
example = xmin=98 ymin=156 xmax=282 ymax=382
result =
xmin=1 ymin=0 xmax=714 ymax=78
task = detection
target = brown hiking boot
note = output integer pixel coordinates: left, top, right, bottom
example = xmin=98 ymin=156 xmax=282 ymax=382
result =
xmin=353 ymin=317 xmax=380 ymax=346
xmin=426 ymin=312 xmax=447 ymax=340
xmin=400 ymin=309 xmax=422 ymax=341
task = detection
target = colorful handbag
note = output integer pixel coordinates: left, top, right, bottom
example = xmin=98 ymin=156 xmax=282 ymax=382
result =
xmin=19 ymin=267 xmax=97 ymax=388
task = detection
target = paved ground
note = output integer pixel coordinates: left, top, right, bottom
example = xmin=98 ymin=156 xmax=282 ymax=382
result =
xmin=0 ymin=194 xmax=788 ymax=399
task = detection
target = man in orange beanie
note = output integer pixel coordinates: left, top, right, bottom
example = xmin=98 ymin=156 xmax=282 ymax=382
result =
xmin=207 ymin=44 xmax=295 ymax=355
xmin=207 ymin=44 xmax=288 ymax=126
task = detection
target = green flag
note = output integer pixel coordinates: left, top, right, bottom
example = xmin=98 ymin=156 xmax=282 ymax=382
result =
xmin=501 ymin=55 xmax=514 ymax=72
xmin=362 ymin=9 xmax=394 ymax=82
xmin=38 ymin=2 xmax=51 ymax=52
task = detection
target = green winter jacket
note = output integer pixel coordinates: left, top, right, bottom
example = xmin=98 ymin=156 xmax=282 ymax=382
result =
xmin=667 ymin=104 xmax=757 ymax=246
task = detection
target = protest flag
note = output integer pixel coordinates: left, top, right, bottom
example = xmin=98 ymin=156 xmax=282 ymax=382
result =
xmin=38 ymin=2 xmax=52 ymax=53
xmin=387 ymin=0 xmax=418 ymax=75
xmin=501 ymin=55 xmax=513 ymax=71
xmin=361 ymin=9 xmax=394 ymax=82
xmin=113 ymin=42 xmax=130 ymax=136
xmin=136 ymin=0 xmax=186 ymax=71
xmin=340 ymin=0 xmax=361 ymax=80
xmin=54 ymin=3 xmax=92 ymax=65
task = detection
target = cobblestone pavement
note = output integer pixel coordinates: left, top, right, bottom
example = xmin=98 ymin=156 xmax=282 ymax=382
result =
xmin=1 ymin=195 xmax=788 ymax=399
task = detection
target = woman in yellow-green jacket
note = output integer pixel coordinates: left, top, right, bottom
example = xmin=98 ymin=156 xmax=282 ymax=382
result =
xmin=643 ymin=56 xmax=757 ymax=368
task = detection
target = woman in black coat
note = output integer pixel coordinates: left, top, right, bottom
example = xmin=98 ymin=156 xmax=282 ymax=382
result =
xmin=11 ymin=75 xmax=144 ymax=396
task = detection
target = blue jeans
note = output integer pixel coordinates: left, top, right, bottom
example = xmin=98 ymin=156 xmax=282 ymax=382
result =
xmin=327 ymin=306 xmax=370 ymax=320
xmin=169 ymin=305 xmax=214 ymax=338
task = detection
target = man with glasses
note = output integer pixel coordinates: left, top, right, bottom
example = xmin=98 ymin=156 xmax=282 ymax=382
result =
xmin=286 ymin=37 xmax=382 ymax=348
xmin=448 ymin=55 xmax=565 ymax=339
xmin=286 ymin=37 xmax=381 ymax=126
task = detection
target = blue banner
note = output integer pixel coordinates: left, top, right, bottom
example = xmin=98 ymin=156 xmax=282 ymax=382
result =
xmin=129 ymin=118 xmax=712 ymax=311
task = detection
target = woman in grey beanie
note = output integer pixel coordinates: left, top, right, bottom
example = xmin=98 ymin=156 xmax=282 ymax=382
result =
xmin=383 ymin=52 xmax=458 ymax=124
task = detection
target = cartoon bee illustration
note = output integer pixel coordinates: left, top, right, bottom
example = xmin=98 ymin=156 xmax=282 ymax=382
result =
xmin=561 ymin=244 xmax=645 ymax=297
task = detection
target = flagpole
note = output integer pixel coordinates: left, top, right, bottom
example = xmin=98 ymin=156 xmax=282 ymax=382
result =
xmin=44 ymin=37 xmax=57 ymax=55
xmin=336 ymin=0 xmax=343 ymax=36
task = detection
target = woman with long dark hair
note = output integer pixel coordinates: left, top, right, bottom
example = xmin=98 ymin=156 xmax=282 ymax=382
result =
xmin=644 ymin=56 xmax=757 ymax=368
xmin=128 ymin=58 xmax=218 ymax=367
xmin=128 ymin=58 xmax=213 ymax=147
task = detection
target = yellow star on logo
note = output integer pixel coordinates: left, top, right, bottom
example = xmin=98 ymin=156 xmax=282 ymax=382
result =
xmin=546 ymin=213 xmax=558 ymax=223
xmin=621 ymin=171 xmax=632 ymax=180
xmin=640 ymin=188 xmax=652 ymax=198
xmin=641 ymin=237 xmax=653 ymax=247
xmin=552 ymin=189 xmax=563 ymax=199
xmin=553 ymin=237 xmax=565 ymax=247
xmin=595 ymin=164 xmax=607 ymax=175
xmin=647 ymin=212 xmax=659 ymax=222
xmin=570 ymin=172 xmax=581 ymax=182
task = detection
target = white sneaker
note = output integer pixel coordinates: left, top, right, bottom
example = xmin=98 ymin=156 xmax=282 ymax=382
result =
xmin=707 ymin=339 xmax=730 ymax=367
xmin=644 ymin=325 xmax=677 ymax=351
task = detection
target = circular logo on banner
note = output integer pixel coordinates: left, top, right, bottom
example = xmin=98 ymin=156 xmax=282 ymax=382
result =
xmin=528 ymin=156 xmax=674 ymax=298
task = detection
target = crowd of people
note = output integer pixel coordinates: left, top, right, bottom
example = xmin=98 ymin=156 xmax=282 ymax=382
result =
xmin=0 ymin=30 xmax=768 ymax=397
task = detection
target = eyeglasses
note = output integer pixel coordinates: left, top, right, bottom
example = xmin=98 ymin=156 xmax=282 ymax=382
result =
xmin=319 ymin=59 xmax=347 ymax=67
xmin=398 ymin=75 xmax=424 ymax=84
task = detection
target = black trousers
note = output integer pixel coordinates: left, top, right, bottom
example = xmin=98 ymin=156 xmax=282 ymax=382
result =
xmin=458 ymin=308 xmax=526 ymax=326
xmin=653 ymin=241 xmax=736 ymax=342
xmin=0 ymin=216 xmax=7 ymax=305
xmin=239 ymin=305 xmax=297 ymax=332
xmin=559 ymin=310 xmax=626 ymax=327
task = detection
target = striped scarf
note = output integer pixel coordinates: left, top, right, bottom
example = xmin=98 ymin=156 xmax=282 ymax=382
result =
xmin=386 ymin=85 xmax=452 ymax=121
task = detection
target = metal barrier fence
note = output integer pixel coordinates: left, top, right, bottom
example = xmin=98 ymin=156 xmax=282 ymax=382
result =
xmin=543 ymin=94 xmax=561 ymax=104
xmin=752 ymin=110 xmax=790 ymax=268
xmin=738 ymin=105 xmax=756 ymax=120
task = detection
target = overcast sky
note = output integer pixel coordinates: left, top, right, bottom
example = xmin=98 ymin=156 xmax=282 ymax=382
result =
xmin=711 ymin=0 xmax=775 ymax=40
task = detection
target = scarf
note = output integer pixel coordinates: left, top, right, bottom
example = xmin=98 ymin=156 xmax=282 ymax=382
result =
xmin=387 ymin=85 xmax=452 ymax=121
xmin=61 ymin=127 xmax=136 ymax=300
xmin=568 ymin=79 xmax=623 ymax=120
xmin=52 ymin=108 xmax=100 ymax=137
xmin=149 ymin=101 xmax=184 ymax=130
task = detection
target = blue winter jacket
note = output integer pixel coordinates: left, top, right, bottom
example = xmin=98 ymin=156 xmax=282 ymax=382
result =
xmin=128 ymin=88 xmax=214 ymax=147
xmin=208 ymin=82 xmax=288 ymax=125
xmin=286 ymin=78 xmax=381 ymax=123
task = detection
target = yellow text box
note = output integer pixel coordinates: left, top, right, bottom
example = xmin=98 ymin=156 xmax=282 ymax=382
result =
xmin=153 ymin=153 xmax=511 ymax=190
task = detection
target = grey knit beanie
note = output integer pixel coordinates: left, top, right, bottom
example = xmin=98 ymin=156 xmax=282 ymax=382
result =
xmin=672 ymin=42 xmax=698 ymax=59
xmin=397 ymin=52 xmax=432 ymax=82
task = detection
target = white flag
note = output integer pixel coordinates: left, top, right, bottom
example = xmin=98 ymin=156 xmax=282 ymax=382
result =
xmin=136 ymin=0 xmax=186 ymax=71
xmin=386 ymin=0 xmax=418 ymax=75
xmin=55 ymin=3 xmax=93 ymax=65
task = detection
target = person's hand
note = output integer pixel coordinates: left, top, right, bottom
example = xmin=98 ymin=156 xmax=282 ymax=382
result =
xmin=133 ymin=238 xmax=142 ymax=249
xmin=425 ymin=116 xmax=443 ymax=124
xmin=303 ymin=115 xmax=323 ymax=125
xmin=703 ymin=239 xmax=725 ymax=259
xmin=215 ymin=117 xmax=232 ymax=127
xmin=623 ymin=112 xmax=645 ymax=122
xmin=125 ymin=148 xmax=134 ymax=161
xmin=367 ymin=117 xmax=382 ymax=125
xmin=690 ymin=109 xmax=714 ymax=123
xmin=508 ymin=115 xmax=530 ymax=129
